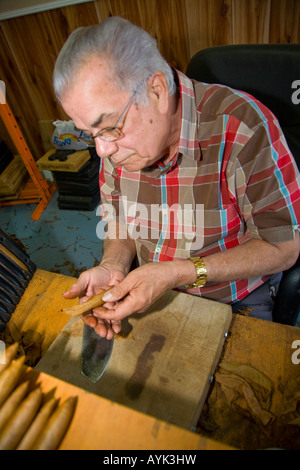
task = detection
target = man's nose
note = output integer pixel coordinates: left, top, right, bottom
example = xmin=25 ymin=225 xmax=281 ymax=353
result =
xmin=95 ymin=138 xmax=118 ymax=158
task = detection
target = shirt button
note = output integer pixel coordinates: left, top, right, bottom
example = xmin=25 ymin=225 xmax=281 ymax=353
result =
xmin=155 ymin=247 xmax=161 ymax=253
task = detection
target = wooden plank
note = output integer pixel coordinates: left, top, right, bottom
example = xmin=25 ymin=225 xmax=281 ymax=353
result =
xmin=0 ymin=0 xmax=299 ymax=158
xmin=222 ymin=315 xmax=300 ymax=415
xmin=232 ymin=0 xmax=271 ymax=43
xmin=22 ymin=367 xmax=234 ymax=450
xmin=269 ymin=0 xmax=300 ymax=43
xmin=3 ymin=269 xmax=77 ymax=357
xmin=198 ymin=314 xmax=300 ymax=450
xmin=0 ymin=16 xmax=58 ymax=128
xmin=0 ymin=26 xmax=43 ymax=159
xmin=1 ymin=269 xmax=233 ymax=449
xmin=0 ymin=1 xmax=95 ymax=20
xmin=0 ymin=156 xmax=27 ymax=196
xmin=154 ymin=0 xmax=190 ymax=71
xmin=36 ymin=289 xmax=232 ymax=430
xmin=185 ymin=0 xmax=233 ymax=59
xmin=0 ymin=98 xmax=56 ymax=218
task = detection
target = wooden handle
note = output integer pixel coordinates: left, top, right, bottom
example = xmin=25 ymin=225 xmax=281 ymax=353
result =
xmin=63 ymin=289 xmax=111 ymax=317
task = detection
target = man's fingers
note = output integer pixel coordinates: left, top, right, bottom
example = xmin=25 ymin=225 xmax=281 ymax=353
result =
xmin=63 ymin=286 xmax=81 ymax=299
xmin=63 ymin=278 xmax=87 ymax=299
xmin=95 ymin=294 xmax=142 ymax=322
xmin=111 ymin=320 xmax=122 ymax=335
xmin=82 ymin=311 xmax=121 ymax=340
xmin=94 ymin=322 xmax=113 ymax=339
xmin=82 ymin=314 xmax=97 ymax=328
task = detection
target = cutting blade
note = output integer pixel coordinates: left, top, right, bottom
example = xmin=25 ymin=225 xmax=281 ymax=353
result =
xmin=81 ymin=324 xmax=114 ymax=383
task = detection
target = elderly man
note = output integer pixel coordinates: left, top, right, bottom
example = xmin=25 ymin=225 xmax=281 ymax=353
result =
xmin=54 ymin=17 xmax=300 ymax=338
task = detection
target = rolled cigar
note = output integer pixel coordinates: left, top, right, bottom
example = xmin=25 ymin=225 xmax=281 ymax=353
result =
xmin=17 ymin=397 xmax=58 ymax=450
xmin=0 ymin=382 xmax=29 ymax=433
xmin=32 ymin=396 xmax=77 ymax=450
xmin=0 ymin=356 xmax=25 ymax=407
xmin=0 ymin=342 xmax=19 ymax=374
xmin=0 ymin=387 xmax=43 ymax=450
xmin=63 ymin=289 xmax=111 ymax=317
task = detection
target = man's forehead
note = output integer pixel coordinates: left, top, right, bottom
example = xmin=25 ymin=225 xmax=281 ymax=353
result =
xmin=90 ymin=111 xmax=116 ymax=129
xmin=62 ymin=68 xmax=125 ymax=130
xmin=70 ymin=56 xmax=116 ymax=94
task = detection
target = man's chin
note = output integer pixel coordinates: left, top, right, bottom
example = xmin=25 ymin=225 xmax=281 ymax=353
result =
xmin=112 ymin=154 xmax=152 ymax=172
xmin=122 ymin=162 xmax=143 ymax=172
xmin=118 ymin=157 xmax=146 ymax=172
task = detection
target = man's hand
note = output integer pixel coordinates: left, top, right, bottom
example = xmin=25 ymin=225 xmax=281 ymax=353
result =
xmin=91 ymin=259 xmax=195 ymax=324
xmin=63 ymin=265 xmax=126 ymax=339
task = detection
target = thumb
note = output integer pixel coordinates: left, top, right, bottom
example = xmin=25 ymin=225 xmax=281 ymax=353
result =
xmin=102 ymin=278 xmax=131 ymax=303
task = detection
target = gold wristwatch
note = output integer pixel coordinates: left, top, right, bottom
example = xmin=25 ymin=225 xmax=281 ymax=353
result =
xmin=185 ymin=257 xmax=207 ymax=288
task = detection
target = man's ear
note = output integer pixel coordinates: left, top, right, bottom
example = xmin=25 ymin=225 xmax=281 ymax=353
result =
xmin=147 ymin=72 xmax=169 ymax=115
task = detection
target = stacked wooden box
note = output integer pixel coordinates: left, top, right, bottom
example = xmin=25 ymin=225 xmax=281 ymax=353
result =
xmin=37 ymin=147 xmax=100 ymax=211
xmin=0 ymin=141 xmax=28 ymax=199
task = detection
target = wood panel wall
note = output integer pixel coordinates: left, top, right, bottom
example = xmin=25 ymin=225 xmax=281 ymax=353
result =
xmin=0 ymin=0 xmax=299 ymax=159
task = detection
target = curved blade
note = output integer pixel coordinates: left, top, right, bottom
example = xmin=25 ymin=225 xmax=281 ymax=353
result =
xmin=81 ymin=324 xmax=114 ymax=383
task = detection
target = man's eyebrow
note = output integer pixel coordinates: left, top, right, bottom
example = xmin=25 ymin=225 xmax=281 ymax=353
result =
xmin=91 ymin=112 xmax=116 ymax=128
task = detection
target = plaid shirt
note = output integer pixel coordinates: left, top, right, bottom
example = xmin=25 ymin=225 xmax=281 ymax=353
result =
xmin=99 ymin=69 xmax=300 ymax=304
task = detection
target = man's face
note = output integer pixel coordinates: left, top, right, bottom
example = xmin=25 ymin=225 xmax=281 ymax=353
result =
xmin=61 ymin=56 xmax=176 ymax=172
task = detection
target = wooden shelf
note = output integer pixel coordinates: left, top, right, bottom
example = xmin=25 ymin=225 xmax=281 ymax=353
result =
xmin=0 ymin=93 xmax=55 ymax=220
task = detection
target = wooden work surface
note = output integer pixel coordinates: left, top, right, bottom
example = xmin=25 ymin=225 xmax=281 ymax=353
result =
xmin=34 ymin=275 xmax=232 ymax=430
xmin=198 ymin=315 xmax=300 ymax=450
xmin=1 ymin=269 xmax=76 ymax=358
xmin=3 ymin=269 xmax=300 ymax=450
xmin=23 ymin=367 xmax=233 ymax=450
xmin=2 ymin=269 xmax=233 ymax=450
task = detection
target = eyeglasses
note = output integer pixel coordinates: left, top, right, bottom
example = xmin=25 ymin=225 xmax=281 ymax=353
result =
xmin=78 ymin=88 xmax=138 ymax=146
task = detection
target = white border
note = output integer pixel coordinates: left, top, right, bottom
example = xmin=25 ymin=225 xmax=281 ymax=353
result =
xmin=0 ymin=0 xmax=94 ymax=20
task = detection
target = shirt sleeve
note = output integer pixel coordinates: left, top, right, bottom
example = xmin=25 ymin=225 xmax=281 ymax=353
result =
xmin=229 ymin=116 xmax=300 ymax=244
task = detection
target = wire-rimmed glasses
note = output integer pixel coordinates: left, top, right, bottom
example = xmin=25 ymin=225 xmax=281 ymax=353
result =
xmin=78 ymin=87 xmax=139 ymax=146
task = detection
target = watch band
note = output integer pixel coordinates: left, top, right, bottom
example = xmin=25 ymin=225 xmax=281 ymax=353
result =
xmin=185 ymin=257 xmax=207 ymax=288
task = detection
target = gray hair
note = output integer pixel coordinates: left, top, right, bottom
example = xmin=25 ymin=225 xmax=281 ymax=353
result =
xmin=53 ymin=16 xmax=176 ymax=105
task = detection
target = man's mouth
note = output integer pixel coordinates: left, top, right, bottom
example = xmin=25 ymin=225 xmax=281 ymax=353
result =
xmin=111 ymin=154 xmax=135 ymax=165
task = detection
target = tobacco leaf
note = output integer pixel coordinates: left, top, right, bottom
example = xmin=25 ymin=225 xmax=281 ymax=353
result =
xmin=21 ymin=330 xmax=44 ymax=367
xmin=218 ymin=361 xmax=274 ymax=409
xmin=198 ymin=366 xmax=300 ymax=449
xmin=278 ymin=373 xmax=300 ymax=426
xmin=0 ymin=323 xmax=44 ymax=367
xmin=215 ymin=367 xmax=275 ymax=427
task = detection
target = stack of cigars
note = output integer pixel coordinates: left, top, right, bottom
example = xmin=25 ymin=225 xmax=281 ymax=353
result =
xmin=0 ymin=343 xmax=77 ymax=450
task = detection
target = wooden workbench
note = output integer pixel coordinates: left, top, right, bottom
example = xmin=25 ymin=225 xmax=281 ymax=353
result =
xmin=1 ymin=269 xmax=233 ymax=450
xmin=198 ymin=315 xmax=300 ymax=450
xmin=2 ymin=269 xmax=300 ymax=450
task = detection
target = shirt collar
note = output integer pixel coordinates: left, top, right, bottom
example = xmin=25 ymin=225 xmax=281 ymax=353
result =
xmin=176 ymin=69 xmax=201 ymax=162
xmin=140 ymin=69 xmax=201 ymax=178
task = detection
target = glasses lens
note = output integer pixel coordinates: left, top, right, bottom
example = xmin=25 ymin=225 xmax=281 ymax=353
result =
xmin=78 ymin=128 xmax=122 ymax=146
xmin=78 ymin=131 xmax=95 ymax=146
xmin=99 ymin=128 xmax=122 ymax=142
